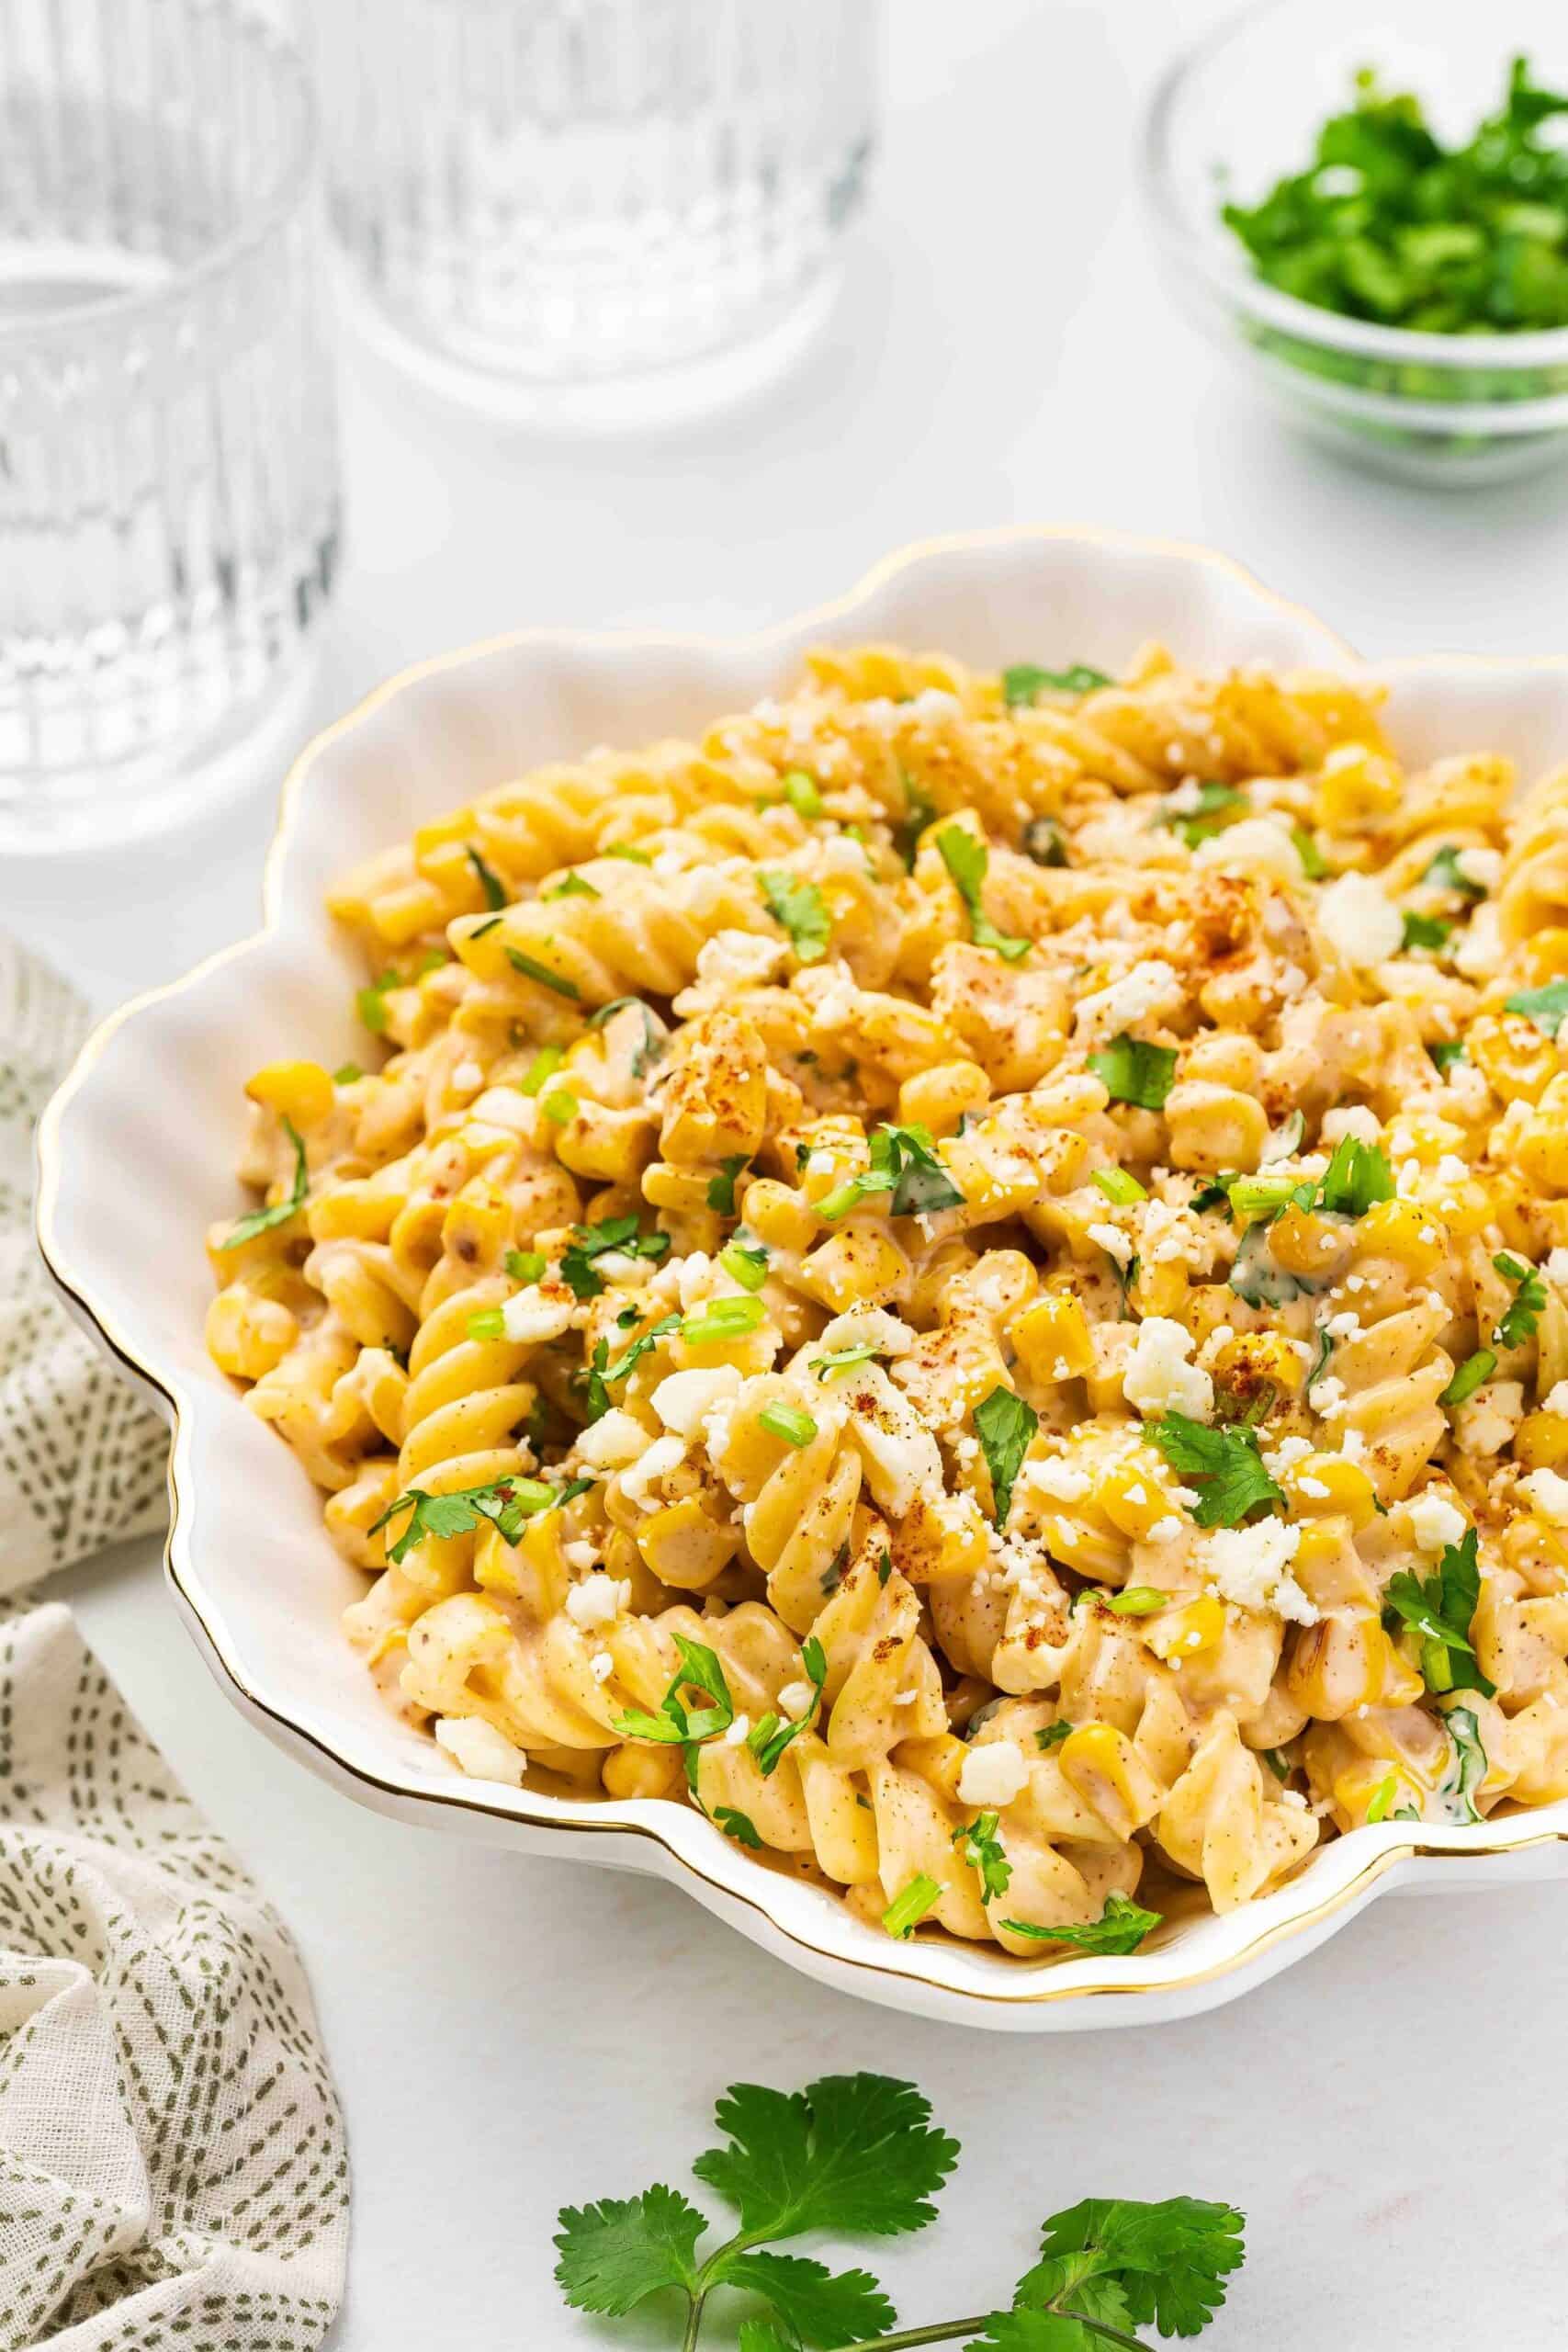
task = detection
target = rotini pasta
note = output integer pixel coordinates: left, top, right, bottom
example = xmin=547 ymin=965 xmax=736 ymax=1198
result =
xmin=204 ymin=641 xmax=1568 ymax=1960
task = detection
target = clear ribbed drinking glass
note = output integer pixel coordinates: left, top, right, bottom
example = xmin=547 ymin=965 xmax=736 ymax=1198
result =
xmin=0 ymin=0 xmax=340 ymax=853
xmin=307 ymin=0 xmax=880 ymax=424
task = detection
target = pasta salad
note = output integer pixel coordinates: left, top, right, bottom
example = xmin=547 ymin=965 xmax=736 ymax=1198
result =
xmin=204 ymin=641 xmax=1568 ymax=1958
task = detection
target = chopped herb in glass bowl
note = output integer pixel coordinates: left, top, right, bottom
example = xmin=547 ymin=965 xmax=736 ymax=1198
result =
xmin=1141 ymin=0 xmax=1568 ymax=484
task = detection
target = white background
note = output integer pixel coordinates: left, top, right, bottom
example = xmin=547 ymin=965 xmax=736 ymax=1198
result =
xmin=15 ymin=3 xmax=1568 ymax=2346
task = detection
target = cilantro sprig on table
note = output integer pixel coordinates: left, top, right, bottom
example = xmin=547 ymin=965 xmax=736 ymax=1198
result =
xmin=555 ymin=2070 xmax=1245 ymax=2352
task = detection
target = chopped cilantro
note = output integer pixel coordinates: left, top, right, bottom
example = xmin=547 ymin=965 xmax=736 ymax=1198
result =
xmin=1154 ymin=780 xmax=1246 ymax=852
xmin=758 ymin=871 xmax=830 ymax=964
xmin=974 ymin=1385 xmax=1039 ymax=1527
xmin=747 ymin=1638 xmax=828 ymax=1777
xmin=1146 ymin=1412 xmax=1284 ymax=1529
xmin=1291 ymin=825 xmax=1328 ymax=880
xmin=1088 ymin=1033 xmax=1179 ymax=1112
xmin=543 ymin=872 xmax=601 ymax=900
xmin=936 ymin=826 xmax=1031 ymax=961
xmin=816 ymin=1123 xmax=965 ymax=1221
xmin=333 ymin=1062 xmax=363 ymax=1085
xmin=604 ymin=842 xmax=652 ymax=865
xmin=705 ymin=1153 xmax=751 ymax=1215
xmin=216 ymin=1117 xmax=308 ymax=1250
xmin=951 ymin=1811 xmax=1011 ymax=1906
xmin=585 ymin=994 xmax=665 ymax=1077
xmin=1425 ymin=843 xmax=1488 ymax=899
xmin=369 ymin=1473 xmax=567 ymax=1564
xmin=1314 ymin=1135 xmax=1395 ymax=1218
xmin=1505 ymin=978 xmax=1568 ymax=1039
xmin=781 ymin=768 xmax=823 ymax=819
xmin=1035 ymin=1721 xmax=1075 ymax=1751
xmin=1382 ymin=1527 xmax=1495 ymax=1697
xmin=1000 ymin=1892 xmax=1163 ymax=1955
xmin=1021 ymin=816 xmax=1068 ymax=867
xmin=712 ymin=1806 xmax=761 ymax=1849
xmin=1400 ymin=910 xmax=1450 ymax=954
xmin=560 ymin=1216 xmax=670 ymax=1300
xmin=1427 ymin=1039 xmax=1467 ymax=1074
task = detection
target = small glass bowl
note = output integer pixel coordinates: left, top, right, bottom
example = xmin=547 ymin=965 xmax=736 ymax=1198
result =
xmin=1140 ymin=0 xmax=1568 ymax=487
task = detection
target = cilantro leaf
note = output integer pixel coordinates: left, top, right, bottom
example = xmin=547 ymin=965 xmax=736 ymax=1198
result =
xmin=1400 ymin=909 xmax=1450 ymax=954
xmin=953 ymin=1810 xmax=1012 ymax=1905
xmin=937 ymin=826 xmax=1031 ymax=961
xmin=1314 ymin=1135 xmax=1394 ymax=1218
xmin=467 ymin=844 xmax=507 ymax=910
xmin=1035 ymin=1720 xmax=1075 ymax=1751
xmin=720 ymin=2251 xmax=893 ymax=2347
xmin=714 ymin=1805 xmax=762 ymax=1849
xmin=1002 ymin=662 xmax=1113 ymax=706
xmin=1153 ymin=780 xmax=1247 ymax=852
xmin=975 ymin=1385 xmax=1039 ymax=1526
xmin=1022 ymin=817 xmax=1068 ymax=867
xmin=962 ymin=2312 xmax=1097 ymax=2351
xmin=1039 ymin=2196 xmax=1246 ymax=2337
xmin=543 ymin=871 xmax=601 ymax=900
xmin=355 ymin=967 xmax=400 ymax=1034
xmin=1428 ymin=1039 xmax=1467 ymax=1074
xmin=560 ymin=1215 xmax=670 ymax=1299
xmin=1146 ymin=1412 xmax=1283 ymax=1530
xmin=1493 ymin=1251 xmax=1546 ymax=1349
xmin=552 ymin=2185 xmax=705 ymax=2315
xmin=368 ymin=1474 xmax=560 ymax=1564
xmin=1291 ymin=824 xmax=1328 ymax=880
xmin=1012 ymin=2256 xmax=1135 ymax=2334
xmin=217 ymin=1117 xmax=308 ymax=1250
xmin=1505 ymin=979 xmax=1568 ymax=1039
xmin=1382 ymin=1527 xmax=1495 ymax=1697
xmin=693 ymin=2075 xmax=959 ymax=2243
xmin=586 ymin=994 xmax=667 ymax=1076
xmin=759 ymin=872 xmax=830 ymax=964
xmin=1000 ymin=1894 xmax=1162 ymax=1955
xmin=1088 ymin=1034 xmax=1178 ymax=1112
xmin=817 ymin=1124 xmax=965 ymax=1221
xmin=748 ymin=1637 xmax=827 ymax=1777
xmin=613 ymin=1634 xmax=736 ymax=1748
xmin=706 ymin=1153 xmax=751 ymax=1215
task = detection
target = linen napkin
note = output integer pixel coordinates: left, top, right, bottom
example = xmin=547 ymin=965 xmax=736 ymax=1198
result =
xmin=0 ymin=936 xmax=349 ymax=2351
xmin=0 ymin=937 xmax=165 ymax=1589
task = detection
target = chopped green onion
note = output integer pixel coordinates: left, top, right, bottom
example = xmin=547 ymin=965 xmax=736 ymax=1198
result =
xmin=719 ymin=1242 xmax=769 ymax=1291
xmin=782 ymin=768 xmax=823 ymax=819
xmin=759 ymin=1403 xmax=818 ymax=1449
xmin=467 ymin=1308 xmax=506 ymax=1340
xmin=519 ymin=1046 xmax=565 ymax=1096
xmin=1107 ymin=1587 xmax=1168 ymax=1616
xmin=881 ymin=1873 xmax=943 ymax=1939
xmin=1440 ymin=1350 xmax=1495 ymax=1408
xmin=505 ymin=947 xmax=581 ymax=1000
xmin=540 ymin=1090 xmax=578 ymax=1127
xmin=682 ymin=1296 xmax=766 ymax=1345
xmin=1091 ymin=1167 xmax=1146 ymax=1206
xmin=505 ymin=1250 xmax=547 ymax=1283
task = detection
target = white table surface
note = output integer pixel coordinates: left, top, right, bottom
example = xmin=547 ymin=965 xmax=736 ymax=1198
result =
xmin=13 ymin=4 xmax=1568 ymax=2345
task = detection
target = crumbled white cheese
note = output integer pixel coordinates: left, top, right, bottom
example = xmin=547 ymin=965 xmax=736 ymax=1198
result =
xmin=1453 ymin=901 xmax=1503 ymax=981
xmin=1308 ymin=1373 xmax=1347 ymax=1418
xmin=724 ymin=1713 xmax=751 ymax=1747
xmin=452 ymin=1059 xmax=484 ymax=1092
xmin=501 ymin=1286 xmax=575 ymax=1345
xmin=956 ymin=1740 xmax=1031 ymax=1808
xmin=777 ymin=1679 xmax=816 ymax=1720
xmin=564 ymin=1576 xmax=631 ymax=1631
xmin=1263 ymin=1433 xmax=1314 ymax=1475
xmin=1027 ymin=1455 xmax=1091 ymax=1502
xmin=1318 ymin=871 xmax=1404 ymax=967
xmin=1073 ymin=958 xmax=1181 ymax=1044
xmin=1122 ymin=1317 xmax=1213 ymax=1421
xmin=1324 ymin=1310 xmax=1362 ymax=1341
xmin=1147 ymin=1514 xmax=1183 ymax=1544
xmin=1406 ymin=1492 xmax=1467 ymax=1554
xmin=1453 ymin=1377 xmax=1524 ymax=1461
xmin=1088 ymin=1221 xmax=1134 ymax=1268
xmin=1192 ymin=817 xmax=1304 ymax=886
xmin=1203 ymin=1521 xmax=1319 ymax=1624
xmin=1522 ymin=1466 xmax=1568 ymax=1526
xmin=1320 ymin=1104 xmax=1382 ymax=1147
xmin=434 ymin=1716 xmax=525 ymax=1785
xmin=1543 ymin=1380 xmax=1568 ymax=1417
xmin=1139 ymin=1198 xmax=1211 ymax=1269
xmin=651 ymin=1364 xmax=743 ymax=1439
xmin=573 ymin=1408 xmax=648 ymax=1469
xmin=618 ymin=1434 xmax=686 ymax=1512
xmin=816 ymin=1306 xmax=917 ymax=1357
xmin=589 ymin=1651 xmax=615 ymax=1682
xmin=1455 ymin=845 xmax=1502 ymax=891
xmin=1550 ymin=1250 xmax=1568 ymax=1289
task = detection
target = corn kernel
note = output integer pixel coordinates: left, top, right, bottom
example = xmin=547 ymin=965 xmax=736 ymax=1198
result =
xmin=1516 ymin=1410 xmax=1568 ymax=1471
xmin=898 ymin=1059 xmax=991 ymax=1136
xmin=1009 ymin=1293 xmax=1095 ymax=1383
xmin=245 ymin=1058 xmax=335 ymax=1129
xmin=1098 ymin=1454 xmax=1179 ymax=1539
xmin=1058 ymin=1723 xmax=1161 ymax=1838
xmin=1143 ymin=1595 xmax=1226 ymax=1661
xmin=1355 ymin=1196 xmax=1447 ymax=1274
xmin=1282 ymin=1453 xmax=1379 ymax=1528
xmin=636 ymin=1498 xmax=738 ymax=1590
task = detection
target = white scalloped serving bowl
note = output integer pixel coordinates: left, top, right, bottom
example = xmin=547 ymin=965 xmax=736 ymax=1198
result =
xmin=37 ymin=527 xmax=1568 ymax=2030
